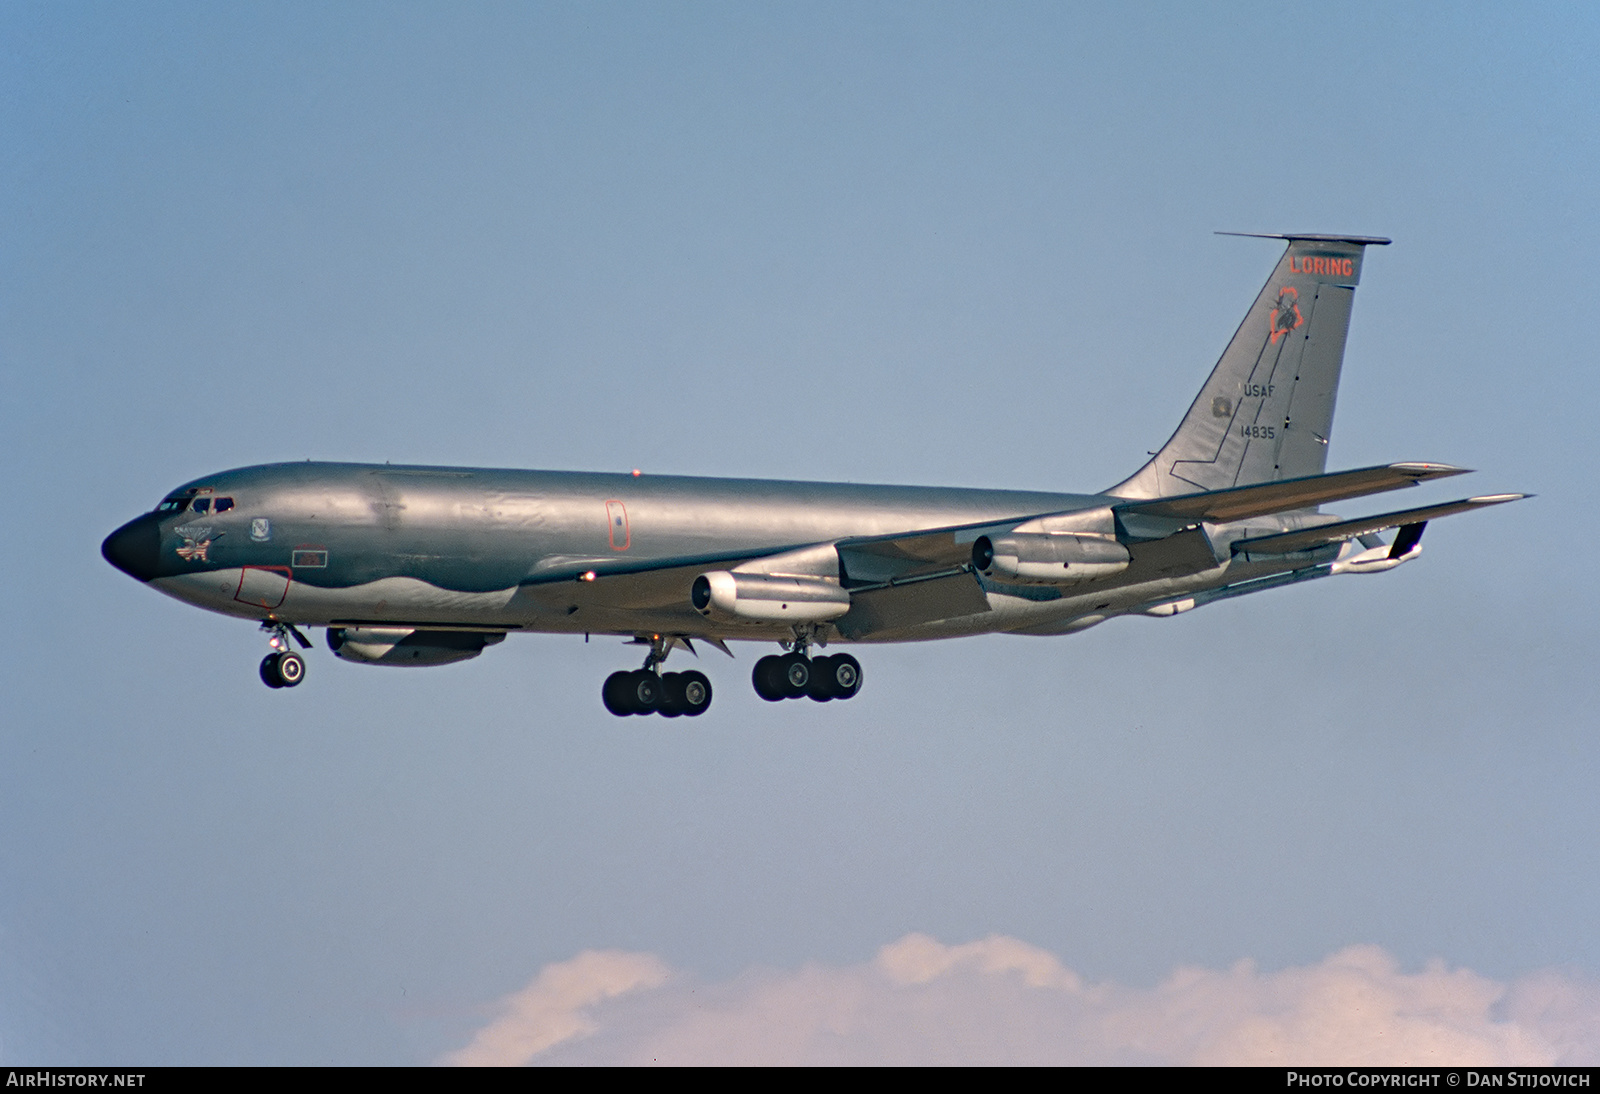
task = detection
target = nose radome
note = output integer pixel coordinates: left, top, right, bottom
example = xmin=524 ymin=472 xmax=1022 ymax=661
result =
xmin=102 ymin=515 xmax=162 ymax=582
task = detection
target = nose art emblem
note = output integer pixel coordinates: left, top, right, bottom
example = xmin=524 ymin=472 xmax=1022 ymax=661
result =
xmin=173 ymin=521 xmax=215 ymax=563
xmin=251 ymin=518 xmax=272 ymax=542
xmin=176 ymin=535 xmax=213 ymax=562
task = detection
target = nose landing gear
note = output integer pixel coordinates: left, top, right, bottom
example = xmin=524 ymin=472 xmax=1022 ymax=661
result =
xmin=259 ymin=620 xmax=311 ymax=689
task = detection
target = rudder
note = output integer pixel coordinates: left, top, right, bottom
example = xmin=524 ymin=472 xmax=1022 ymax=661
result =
xmin=1109 ymin=233 xmax=1390 ymax=499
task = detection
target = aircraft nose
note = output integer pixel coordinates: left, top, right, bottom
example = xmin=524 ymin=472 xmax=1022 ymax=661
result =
xmin=101 ymin=515 xmax=162 ymax=582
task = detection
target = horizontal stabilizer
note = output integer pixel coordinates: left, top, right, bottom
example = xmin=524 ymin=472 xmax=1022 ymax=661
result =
xmin=1116 ymin=462 xmax=1469 ymax=525
xmin=1230 ymin=494 xmax=1526 ymax=555
xmin=1215 ymin=232 xmax=1393 ymax=246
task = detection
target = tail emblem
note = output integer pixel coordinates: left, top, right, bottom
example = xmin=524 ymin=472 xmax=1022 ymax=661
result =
xmin=1268 ymin=287 xmax=1303 ymax=344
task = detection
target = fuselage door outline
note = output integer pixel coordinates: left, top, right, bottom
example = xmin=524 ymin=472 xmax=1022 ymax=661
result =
xmin=234 ymin=565 xmax=292 ymax=610
xmin=605 ymin=500 xmax=630 ymax=551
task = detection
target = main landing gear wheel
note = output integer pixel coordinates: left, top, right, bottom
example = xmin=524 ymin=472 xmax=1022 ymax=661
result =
xmin=603 ymin=669 xmax=662 ymax=716
xmin=779 ymin=653 xmax=811 ymax=697
xmin=753 ymin=651 xmax=861 ymax=703
xmin=259 ymin=651 xmax=305 ymax=689
xmin=753 ymin=655 xmax=787 ymax=701
xmin=815 ymin=653 xmax=861 ymax=700
xmin=660 ymin=671 xmax=713 ymax=718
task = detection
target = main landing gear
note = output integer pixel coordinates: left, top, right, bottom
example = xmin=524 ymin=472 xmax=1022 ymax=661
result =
xmin=752 ymin=637 xmax=862 ymax=703
xmin=600 ymin=633 xmax=862 ymax=714
xmin=259 ymin=620 xmax=311 ymax=689
xmin=603 ymin=635 xmax=713 ymax=717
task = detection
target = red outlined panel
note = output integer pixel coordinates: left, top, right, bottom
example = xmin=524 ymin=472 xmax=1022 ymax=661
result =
xmin=234 ymin=566 xmax=292 ymax=609
xmin=291 ymin=544 xmax=329 ymax=569
xmin=605 ymin=500 xmax=630 ymax=551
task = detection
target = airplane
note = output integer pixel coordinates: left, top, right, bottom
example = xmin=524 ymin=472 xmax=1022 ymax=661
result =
xmin=101 ymin=232 xmax=1524 ymax=717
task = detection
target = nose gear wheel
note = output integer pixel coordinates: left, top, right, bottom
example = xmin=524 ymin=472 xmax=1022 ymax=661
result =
xmin=260 ymin=650 xmax=305 ymax=688
xmin=257 ymin=620 xmax=310 ymax=688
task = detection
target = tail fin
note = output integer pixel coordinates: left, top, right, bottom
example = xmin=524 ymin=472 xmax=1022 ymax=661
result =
xmin=1109 ymin=233 xmax=1390 ymax=500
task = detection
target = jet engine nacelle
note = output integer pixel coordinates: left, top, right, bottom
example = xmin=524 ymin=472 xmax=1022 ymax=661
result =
xmin=973 ymin=533 xmax=1131 ymax=585
xmin=691 ymin=571 xmax=851 ymax=624
xmin=327 ymin=626 xmax=506 ymax=666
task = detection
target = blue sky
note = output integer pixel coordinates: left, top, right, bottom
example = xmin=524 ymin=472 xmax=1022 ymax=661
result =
xmin=3 ymin=2 xmax=1598 ymax=1064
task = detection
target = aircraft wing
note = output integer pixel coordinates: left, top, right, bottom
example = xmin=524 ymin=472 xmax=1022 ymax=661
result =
xmin=513 ymin=523 xmax=1019 ymax=637
xmin=832 ymin=521 xmax=1026 ymax=585
xmin=829 ymin=526 xmax=1017 ymax=637
xmin=1230 ymin=494 xmax=1527 ymax=555
xmin=509 ymin=472 xmax=1516 ymax=636
xmin=516 ymin=460 xmax=1471 ymax=594
xmin=1114 ymin=462 xmax=1468 ymax=524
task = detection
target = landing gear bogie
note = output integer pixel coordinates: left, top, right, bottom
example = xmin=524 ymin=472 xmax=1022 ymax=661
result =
xmin=603 ymin=635 xmax=858 ymax=716
xmin=753 ymin=650 xmax=861 ymax=703
xmin=604 ymin=669 xmax=712 ymax=717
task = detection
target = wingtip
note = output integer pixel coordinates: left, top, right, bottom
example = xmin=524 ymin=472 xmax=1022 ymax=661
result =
xmin=1390 ymin=462 xmax=1472 ymax=477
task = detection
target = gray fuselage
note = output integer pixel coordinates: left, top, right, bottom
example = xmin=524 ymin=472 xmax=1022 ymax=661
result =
xmin=102 ymin=460 xmax=1301 ymax=645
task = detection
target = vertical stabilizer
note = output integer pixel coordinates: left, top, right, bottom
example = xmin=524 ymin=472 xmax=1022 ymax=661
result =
xmin=1109 ymin=234 xmax=1390 ymax=499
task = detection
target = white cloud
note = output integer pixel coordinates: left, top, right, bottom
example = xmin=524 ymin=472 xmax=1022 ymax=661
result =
xmin=441 ymin=949 xmax=672 ymax=1066
xmin=441 ymin=935 xmax=1600 ymax=1066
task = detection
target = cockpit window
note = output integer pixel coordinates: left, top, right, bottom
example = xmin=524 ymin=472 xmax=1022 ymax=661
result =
xmin=157 ymin=497 xmax=190 ymax=513
xmin=191 ymin=498 xmax=211 ymax=514
xmin=214 ymin=497 xmax=234 ymax=513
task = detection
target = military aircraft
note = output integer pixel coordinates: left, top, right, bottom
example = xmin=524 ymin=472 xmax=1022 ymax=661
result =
xmin=102 ymin=233 xmax=1523 ymax=716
